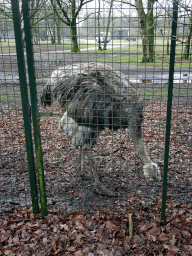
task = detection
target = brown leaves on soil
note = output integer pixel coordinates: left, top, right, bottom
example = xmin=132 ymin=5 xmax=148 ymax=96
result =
xmin=1 ymin=211 xmax=192 ymax=256
xmin=1 ymin=100 xmax=192 ymax=218
xmin=0 ymin=87 xmax=192 ymax=255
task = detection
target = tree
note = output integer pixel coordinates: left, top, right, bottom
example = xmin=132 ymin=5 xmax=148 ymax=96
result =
xmin=0 ymin=16 xmax=13 ymax=42
xmin=51 ymin=0 xmax=93 ymax=52
xmin=0 ymin=0 xmax=14 ymax=41
xmin=30 ymin=0 xmax=51 ymax=44
xmin=116 ymin=0 xmax=157 ymax=62
xmin=42 ymin=1 xmax=69 ymax=45
xmin=97 ymin=0 xmax=102 ymax=50
xmin=103 ymin=0 xmax=114 ymax=50
xmin=135 ymin=0 xmax=155 ymax=62
xmin=183 ymin=11 xmax=192 ymax=59
xmin=166 ymin=5 xmax=172 ymax=55
xmin=0 ymin=0 xmax=50 ymax=43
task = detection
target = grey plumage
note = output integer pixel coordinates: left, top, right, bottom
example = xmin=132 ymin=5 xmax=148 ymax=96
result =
xmin=41 ymin=62 xmax=161 ymax=197
xmin=41 ymin=63 xmax=142 ymax=145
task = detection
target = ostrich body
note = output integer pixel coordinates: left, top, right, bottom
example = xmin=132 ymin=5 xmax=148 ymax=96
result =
xmin=41 ymin=62 xmax=161 ymax=196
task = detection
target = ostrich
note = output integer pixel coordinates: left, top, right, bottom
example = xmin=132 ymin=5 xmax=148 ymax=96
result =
xmin=41 ymin=62 xmax=161 ymax=197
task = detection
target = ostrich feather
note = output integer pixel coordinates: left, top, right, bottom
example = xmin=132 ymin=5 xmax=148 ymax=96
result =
xmin=41 ymin=62 xmax=161 ymax=196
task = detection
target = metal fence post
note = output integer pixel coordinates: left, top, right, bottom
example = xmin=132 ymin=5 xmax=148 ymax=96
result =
xmin=161 ymin=0 xmax=179 ymax=221
xmin=22 ymin=0 xmax=48 ymax=217
xmin=11 ymin=0 xmax=39 ymax=214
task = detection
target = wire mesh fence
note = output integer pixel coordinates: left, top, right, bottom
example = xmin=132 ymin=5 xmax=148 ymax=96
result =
xmin=0 ymin=0 xmax=191 ymax=220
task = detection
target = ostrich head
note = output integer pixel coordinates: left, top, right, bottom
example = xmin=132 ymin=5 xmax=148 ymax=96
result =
xmin=143 ymin=163 xmax=161 ymax=181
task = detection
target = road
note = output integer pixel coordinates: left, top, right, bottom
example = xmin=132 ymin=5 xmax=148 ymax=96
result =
xmin=0 ymin=39 xmax=191 ymax=84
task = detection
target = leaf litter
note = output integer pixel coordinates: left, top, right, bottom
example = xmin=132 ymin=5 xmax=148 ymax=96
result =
xmin=0 ymin=97 xmax=192 ymax=255
xmin=1 ymin=210 xmax=192 ymax=255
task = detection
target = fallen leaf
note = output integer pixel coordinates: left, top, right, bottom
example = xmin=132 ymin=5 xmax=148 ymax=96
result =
xmin=52 ymin=241 xmax=56 ymax=252
xmin=74 ymin=250 xmax=85 ymax=256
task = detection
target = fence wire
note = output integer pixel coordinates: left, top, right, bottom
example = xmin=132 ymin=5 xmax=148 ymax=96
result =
xmin=0 ymin=0 xmax=191 ymax=220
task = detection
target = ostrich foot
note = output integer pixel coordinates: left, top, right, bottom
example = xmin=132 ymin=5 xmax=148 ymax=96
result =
xmin=92 ymin=182 xmax=115 ymax=197
xmin=143 ymin=163 xmax=161 ymax=181
xmin=77 ymin=167 xmax=92 ymax=180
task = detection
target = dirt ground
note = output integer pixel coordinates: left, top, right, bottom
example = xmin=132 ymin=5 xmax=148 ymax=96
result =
xmin=1 ymin=97 xmax=192 ymax=216
xmin=0 ymin=50 xmax=192 ymax=255
xmin=0 ymin=50 xmax=192 ymax=215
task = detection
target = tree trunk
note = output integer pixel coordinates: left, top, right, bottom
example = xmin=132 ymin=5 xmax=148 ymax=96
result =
xmin=103 ymin=0 xmax=113 ymax=50
xmin=135 ymin=0 xmax=149 ymax=62
xmin=135 ymin=0 xmax=155 ymax=62
xmin=70 ymin=22 xmax=80 ymax=52
xmin=147 ymin=0 xmax=155 ymax=62
xmin=51 ymin=34 xmax=56 ymax=44
xmin=3 ymin=30 xmax=7 ymax=42
xmin=51 ymin=9 xmax=56 ymax=45
xmin=166 ymin=6 xmax=171 ymax=55
xmin=166 ymin=41 xmax=169 ymax=55
xmin=140 ymin=16 xmax=149 ymax=62
xmin=56 ymin=19 xmax=61 ymax=44
xmin=183 ymin=16 xmax=192 ymax=59
xmin=71 ymin=0 xmax=80 ymax=52
xmin=97 ymin=0 xmax=102 ymax=50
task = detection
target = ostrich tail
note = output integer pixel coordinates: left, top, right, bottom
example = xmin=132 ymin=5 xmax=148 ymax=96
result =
xmin=41 ymin=84 xmax=53 ymax=107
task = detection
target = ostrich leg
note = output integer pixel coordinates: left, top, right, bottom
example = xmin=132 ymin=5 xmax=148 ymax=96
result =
xmin=85 ymin=149 xmax=115 ymax=197
xmin=77 ymin=146 xmax=91 ymax=180
xmin=77 ymin=146 xmax=85 ymax=177
xmin=131 ymin=129 xmax=161 ymax=181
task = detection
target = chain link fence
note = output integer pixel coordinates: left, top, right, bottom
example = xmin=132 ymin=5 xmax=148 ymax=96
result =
xmin=0 ymin=0 xmax=191 ymax=220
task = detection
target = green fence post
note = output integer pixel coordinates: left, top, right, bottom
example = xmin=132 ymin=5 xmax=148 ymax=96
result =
xmin=11 ymin=0 xmax=39 ymax=214
xmin=22 ymin=0 xmax=48 ymax=217
xmin=161 ymin=0 xmax=178 ymax=221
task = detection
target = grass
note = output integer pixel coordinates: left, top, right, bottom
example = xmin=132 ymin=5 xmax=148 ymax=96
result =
xmin=78 ymin=39 xmax=191 ymax=68
xmin=1 ymin=38 xmax=191 ymax=68
xmin=34 ymin=40 xmax=96 ymax=52
xmin=139 ymin=85 xmax=192 ymax=101
xmin=1 ymin=82 xmax=191 ymax=108
xmin=0 ymin=41 xmax=17 ymax=52
xmin=96 ymin=55 xmax=191 ymax=68
xmin=139 ymin=87 xmax=168 ymax=100
xmin=0 ymin=40 xmax=96 ymax=52
xmin=0 ymin=86 xmax=22 ymax=106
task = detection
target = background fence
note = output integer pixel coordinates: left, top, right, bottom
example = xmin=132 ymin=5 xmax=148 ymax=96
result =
xmin=0 ymin=0 xmax=191 ymax=220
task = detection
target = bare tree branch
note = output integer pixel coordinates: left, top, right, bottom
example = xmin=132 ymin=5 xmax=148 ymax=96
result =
xmin=51 ymin=0 xmax=71 ymax=25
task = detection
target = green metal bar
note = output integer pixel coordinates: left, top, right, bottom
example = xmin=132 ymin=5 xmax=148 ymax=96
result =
xmin=11 ymin=0 xmax=39 ymax=214
xmin=22 ymin=0 xmax=48 ymax=217
xmin=161 ymin=0 xmax=178 ymax=221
